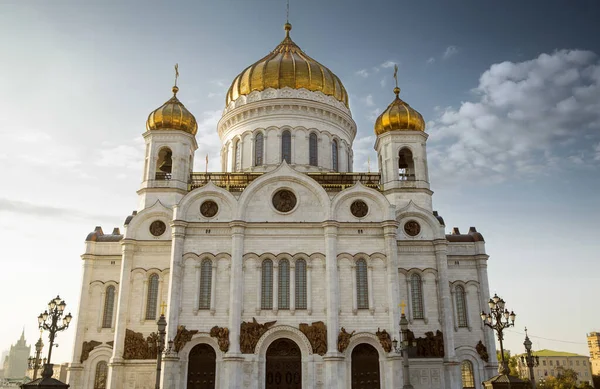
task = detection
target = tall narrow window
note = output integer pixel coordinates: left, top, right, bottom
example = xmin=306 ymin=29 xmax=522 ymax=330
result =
xmin=410 ymin=273 xmax=424 ymax=319
xmin=199 ymin=259 xmax=212 ymax=310
xmin=145 ymin=274 xmax=159 ymax=320
xmin=455 ymin=285 xmax=468 ymax=328
xmin=309 ymin=133 xmax=318 ymax=166
xmin=94 ymin=361 xmax=108 ymax=389
xmin=156 ymin=147 xmax=173 ymax=180
xmin=281 ymin=130 xmax=291 ymax=163
xmin=278 ymin=260 xmax=290 ymax=309
xmin=398 ymin=148 xmax=415 ymax=181
xmin=332 ymin=139 xmax=338 ymax=171
xmin=295 ymin=259 xmax=307 ymax=310
xmin=261 ymin=260 xmax=273 ymax=310
xmin=255 ymin=132 xmax=264 ymax=166
xmin=102 ymin=286 xmax=115 ymax=328
xmin=356 ymin=259 xmax=369 ymax=309
xmin=234 ymin=140 xmax=241 ymax=172
xmin=461 ymin=360 xmax=475 ymax=388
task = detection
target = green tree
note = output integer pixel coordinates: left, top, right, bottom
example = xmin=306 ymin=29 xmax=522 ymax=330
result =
xmin=536 ymin=367 xmax=591 ymax=389
xmin=496 ymin=350 xmax=520 ymax=377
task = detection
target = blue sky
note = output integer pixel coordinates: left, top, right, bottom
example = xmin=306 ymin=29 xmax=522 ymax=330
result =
xmin=1 ymin=0 xmax=599 ymax=362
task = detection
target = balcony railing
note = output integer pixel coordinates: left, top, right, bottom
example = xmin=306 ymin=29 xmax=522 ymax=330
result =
xmin=189 ymin=172 xmax=382 ymax=192
xmin=155 ymin=172 xmax=172 ymax=180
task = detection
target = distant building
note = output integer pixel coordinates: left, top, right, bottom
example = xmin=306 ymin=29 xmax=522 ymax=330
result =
xmin=516 ymin=349 xmax=593 ymax=386
xmin=588 ymin=332 xmax=600 ymax=376
xmin=2 ymin=331 xmax=30 ymax=380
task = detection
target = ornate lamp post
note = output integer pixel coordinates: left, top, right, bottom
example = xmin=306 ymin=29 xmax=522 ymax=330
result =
xmin=520 ymin=328 xmax=539 ymax=388
xmin=155 ymin=302 xmax=167 ymax=389
xmin=392 ymin=302 xmax=417 ymax=389
xmin=480 ymin=293 xmax=516 ymax=375
xmin=37 ymin=295 xmax=72 ymax=375
xmin=27 ymin=331 xmax=44 ymax=379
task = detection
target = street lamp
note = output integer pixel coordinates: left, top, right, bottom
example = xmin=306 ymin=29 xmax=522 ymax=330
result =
xmin=155 ymin=302 xmax=167 ymax=389
xmin=481 ymin=293 xmax=516 ymax=375
xmin=27 ymin=330 xmax=44 ymax=380
xmin=520 ymin=327 xmax=540 ymax=388
xmin=392 ymin=302 xmax=417 ymax=389
xmin=38 ymin=295 xmax=72 ymax=376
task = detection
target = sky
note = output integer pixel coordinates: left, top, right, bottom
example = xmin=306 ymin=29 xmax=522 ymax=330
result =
xmin=0 ymin=0 xmax=599 ymax=364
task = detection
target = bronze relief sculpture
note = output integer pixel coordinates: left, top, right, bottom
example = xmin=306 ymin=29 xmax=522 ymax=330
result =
xmin=272 ymin=189 xmax=297 ymax=212
xmin=375 ymin=328 xmax=392 ymax=353
xmin=299 ymin=321 xmax=327 ymax=355
xmin=210 ymin=326 xmax=230 ymax=352
xmin=123 ymin=329 xmax=159 ymax=359
xmin=80 ymin=340 xmax=101 ymax=363
xmin=173 ymin=325 xmax=199 ymax=352
xmin=240 ymin=318 xmax=277 ymax=354
xmin=476 ymin=340 xmax=489 ymax=362
xmin=337 ymin=327 xmax=355 ymax=352
xmin=149 ymin=220 xmax=166 ymax=236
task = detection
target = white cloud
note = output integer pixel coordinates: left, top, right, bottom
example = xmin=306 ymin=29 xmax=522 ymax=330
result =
xmin=380 ymin=60 xmax=397 ymax=68
xmin=426 ymin=57 xmax=435 ymax=65
xmin=355 ymin=69 xmax=370 ymax=78
xmin=361 ymin=94 xmax=375 ymax=107
xmin=194 ymin=110 xmax=224 ymax=172
xmin=96 ymin=137 xmax=145 ymax=170
xmin=427 ymin=50 xmax=600 ymax=186
xmin=380 ymin=78 xmax=386 ymax=88
xmin=366 ymin=108 xmax=382 ymax=122
xmin=443 ymin=46 xmax=458 ymax=60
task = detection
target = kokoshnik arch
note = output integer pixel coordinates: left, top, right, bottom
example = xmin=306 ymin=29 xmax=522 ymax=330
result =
xmin=66 ymin=21 xmax=498 ymax=389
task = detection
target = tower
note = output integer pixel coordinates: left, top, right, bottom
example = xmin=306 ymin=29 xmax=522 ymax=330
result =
xmin=374 ymin=73 xmax=432 ymax=211
xmin=138 ymin=69 xmax=198 ymax=210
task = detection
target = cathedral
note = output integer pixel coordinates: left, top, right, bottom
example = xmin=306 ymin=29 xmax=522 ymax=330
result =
xmin=66 ymin=22 xmax=499 ymax=389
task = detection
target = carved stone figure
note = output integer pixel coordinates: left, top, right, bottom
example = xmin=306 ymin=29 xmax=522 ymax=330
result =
xmin=299 ymin=321 xmax=327 ymax=355
xmin=272 ymin=189 xmax=297 ymax=212
xmin=476 ymin=340 xmax=489 ymax=362
xmin=174 ymin=325 xmax=199 ymax=352
xmin=240 ymin=318 xmax=277 ymax=354
xmin=123 ymin=329 xmax=159 ymax=359
xmin=80 ymin=340 xmax=101 ymax=363
xmin=337 ymin=327 xmax=355 ymax=352
xmin=210 ymin=326 xmax=230 ymax=352
xmin=404 ymin=220 xmax=421 ymax=236
xmin=376 ymin=328 xmax=392 ymax=353
xmin=411 ymin=329 xmax=444 ymax=358
xmin=200 ymin=200 xmax=219 ymax=218
xmin=149 ymin=220 xmax=166 ymax=236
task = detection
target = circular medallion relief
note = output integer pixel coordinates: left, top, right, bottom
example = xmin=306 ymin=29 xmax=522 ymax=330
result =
xmin=350 ymin=200 xmax=369 ymax=218
xmin=149 ymin=220 xmax=166 ymax=236
xmin=272 ymin=189 xmax=297 ymax=213
xmin=200 ymin=200 xmax=218 ymax=218
xmin=404 ymin=220 xmax=421 ymax=236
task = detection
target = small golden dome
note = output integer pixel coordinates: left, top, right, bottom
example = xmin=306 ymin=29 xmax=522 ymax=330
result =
xmin=147 ymin=86 xmax=198 ymax=135
xmin=374 ymin=87 xmax=425 ymax=135
xmin=226 ymin=23 xmax=349 ymax=107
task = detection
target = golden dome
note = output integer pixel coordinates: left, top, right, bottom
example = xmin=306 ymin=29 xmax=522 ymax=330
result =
xmin=226 ymin=23 xmax=349 ymax=107
xmin=147 ymin=86 xmax=198 ymax=135
xmin=374 ymin=87 xmax=425 ymax=135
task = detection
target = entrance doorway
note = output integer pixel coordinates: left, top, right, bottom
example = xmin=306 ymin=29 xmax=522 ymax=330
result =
xmin=351 ymin=343 xmax=380 ymax=389
xmin=187 ymin=343 xmax=216 ymax=389
xmin=265 ymin=338 xmax=302 ymax=389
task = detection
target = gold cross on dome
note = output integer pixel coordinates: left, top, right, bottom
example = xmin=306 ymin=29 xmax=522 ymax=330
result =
xmin=160 ymin=301 xmax=167 ymax=316
xmin=174 ymin=63 xmax=179 ymax=87
xmin=393 ymin=64 xmax=399 ymax=88
xmin=399 ymin=301 xmax=406 ymax=315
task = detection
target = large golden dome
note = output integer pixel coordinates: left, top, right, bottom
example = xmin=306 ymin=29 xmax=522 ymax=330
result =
xmin=374 ymin=87 xmax=425 ymax=135
xmin=147 ymin=86 xmax=198 ymax=135
xmin=226 ymin=23 xmax=349 ymax=108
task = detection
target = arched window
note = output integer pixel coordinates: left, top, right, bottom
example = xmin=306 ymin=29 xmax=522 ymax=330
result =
xmin=102 ymin=286 xmax=115 ymax=328
xmin=281 ymin=130 xmax=291 ymax=163
xmin=234 ymin=139 xmax=241 ymax=172
xmin=93 ymin=361 xmax=108 ymax=389
xmin=356 ymin=259 xmax=369 ymax=309
xmin=410 ymin=274 xmax=424 ymax=319
xmin=332 ymin=139 xmax=338 ymax=171
xmin=309 ymin=133 xmax=318 ymax=166
xmin=461 ymin=360 xmax=475 ymax=388
xmin=145 ymin=274 xmax=159 ymax=320
xmin=398 ymin=148 xmax=415 ymax=181
xmin=278 ymin=260 xmax=290 ymax=309
xmin=156 ymin=147 xmax=172 ymax=180
xmin=295 ymin=259 xmax=307 ymax=310
xmin=199 ymin=259 xmax=212 ymax=310
xmin=455 ymin=285 xmax=468 ymax=328
xmin=255 ymin=132 xmax=264 ymax=166
xmin=261 ymin=260 xmax=273 ymax=310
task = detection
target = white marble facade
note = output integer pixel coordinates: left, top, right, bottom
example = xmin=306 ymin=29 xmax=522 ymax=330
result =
xmin=66 ymin=28 xmax=499 ymax=389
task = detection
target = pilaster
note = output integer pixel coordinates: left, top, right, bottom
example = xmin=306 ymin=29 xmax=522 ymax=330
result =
xmin=166 ymin=221 xmax=187 ymax=341
xmin=477 ymin=255 xmax=498 ymax=379
xmin=383 ymin=221 xmax=401 ymax=345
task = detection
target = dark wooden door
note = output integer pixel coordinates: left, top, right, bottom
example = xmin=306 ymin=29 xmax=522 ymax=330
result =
xmin=351 ymin=343 xmax=380 ymax=389
xmin=187 ymin=344 xmax=216 ymax=389
xmin=265 ymin=338 xmax=302 ymax=389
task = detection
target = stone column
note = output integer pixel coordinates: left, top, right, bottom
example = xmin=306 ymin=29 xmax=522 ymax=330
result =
xmin=322 ymin=221 xmax=344 ymax=389
xmin=273 ymin=261 xmax=279 ymax=313
xmin=477 ymin=254 xmax=498 ymax=378
xmin=66 ymin=257 xmax=94 ymax=387
xmin=433 ymin=239 xmax=461 ymax=389
xmin=107 ymin=241 xmax=135 ymax=389
xmin=290 ymin=262 xmax=296 ymax=313
xmin=221 ymin=220 xmax=246 ymax=388
xmin=306 ymin=264 xmax=313 ymax=314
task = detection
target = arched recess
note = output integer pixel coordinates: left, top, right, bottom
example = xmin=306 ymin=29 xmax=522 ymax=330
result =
xmin=397 ymin=147 xmax=415 ymax=181
xmin=396 ymin=200 xmax=446 ymax=240
xmin=455 ymin=346 xmax=485 ymax=389
xmin=83 ymin=345 xmax=113 ymax=389
xmin=156 ymin=146 xmax=173 ymax=179
xmin=187 ymin=343 xmax=217 ymax=389
xmin=122 ymin=200 xmax=173 ymax=240
xmin=344 ymin=333 xmax=387 ymax=388
xmin=330 ymin=181 xmax=395 ymax=222
xmin=254 ymin=325 xmax=314 ymax=389
xmin=175 ymin=181 xmax=238 ymax=222
xmin=178 ymin=334 xmax=225 ymax=389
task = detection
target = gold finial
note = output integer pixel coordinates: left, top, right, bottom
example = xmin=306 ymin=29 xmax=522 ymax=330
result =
xmin=393 ymin=64 xmax=400 ymax=97
xmin=160 ymin=301 xmax=167 ymax=316
xmin=399 ymin=300 xmax=407 ymax=315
